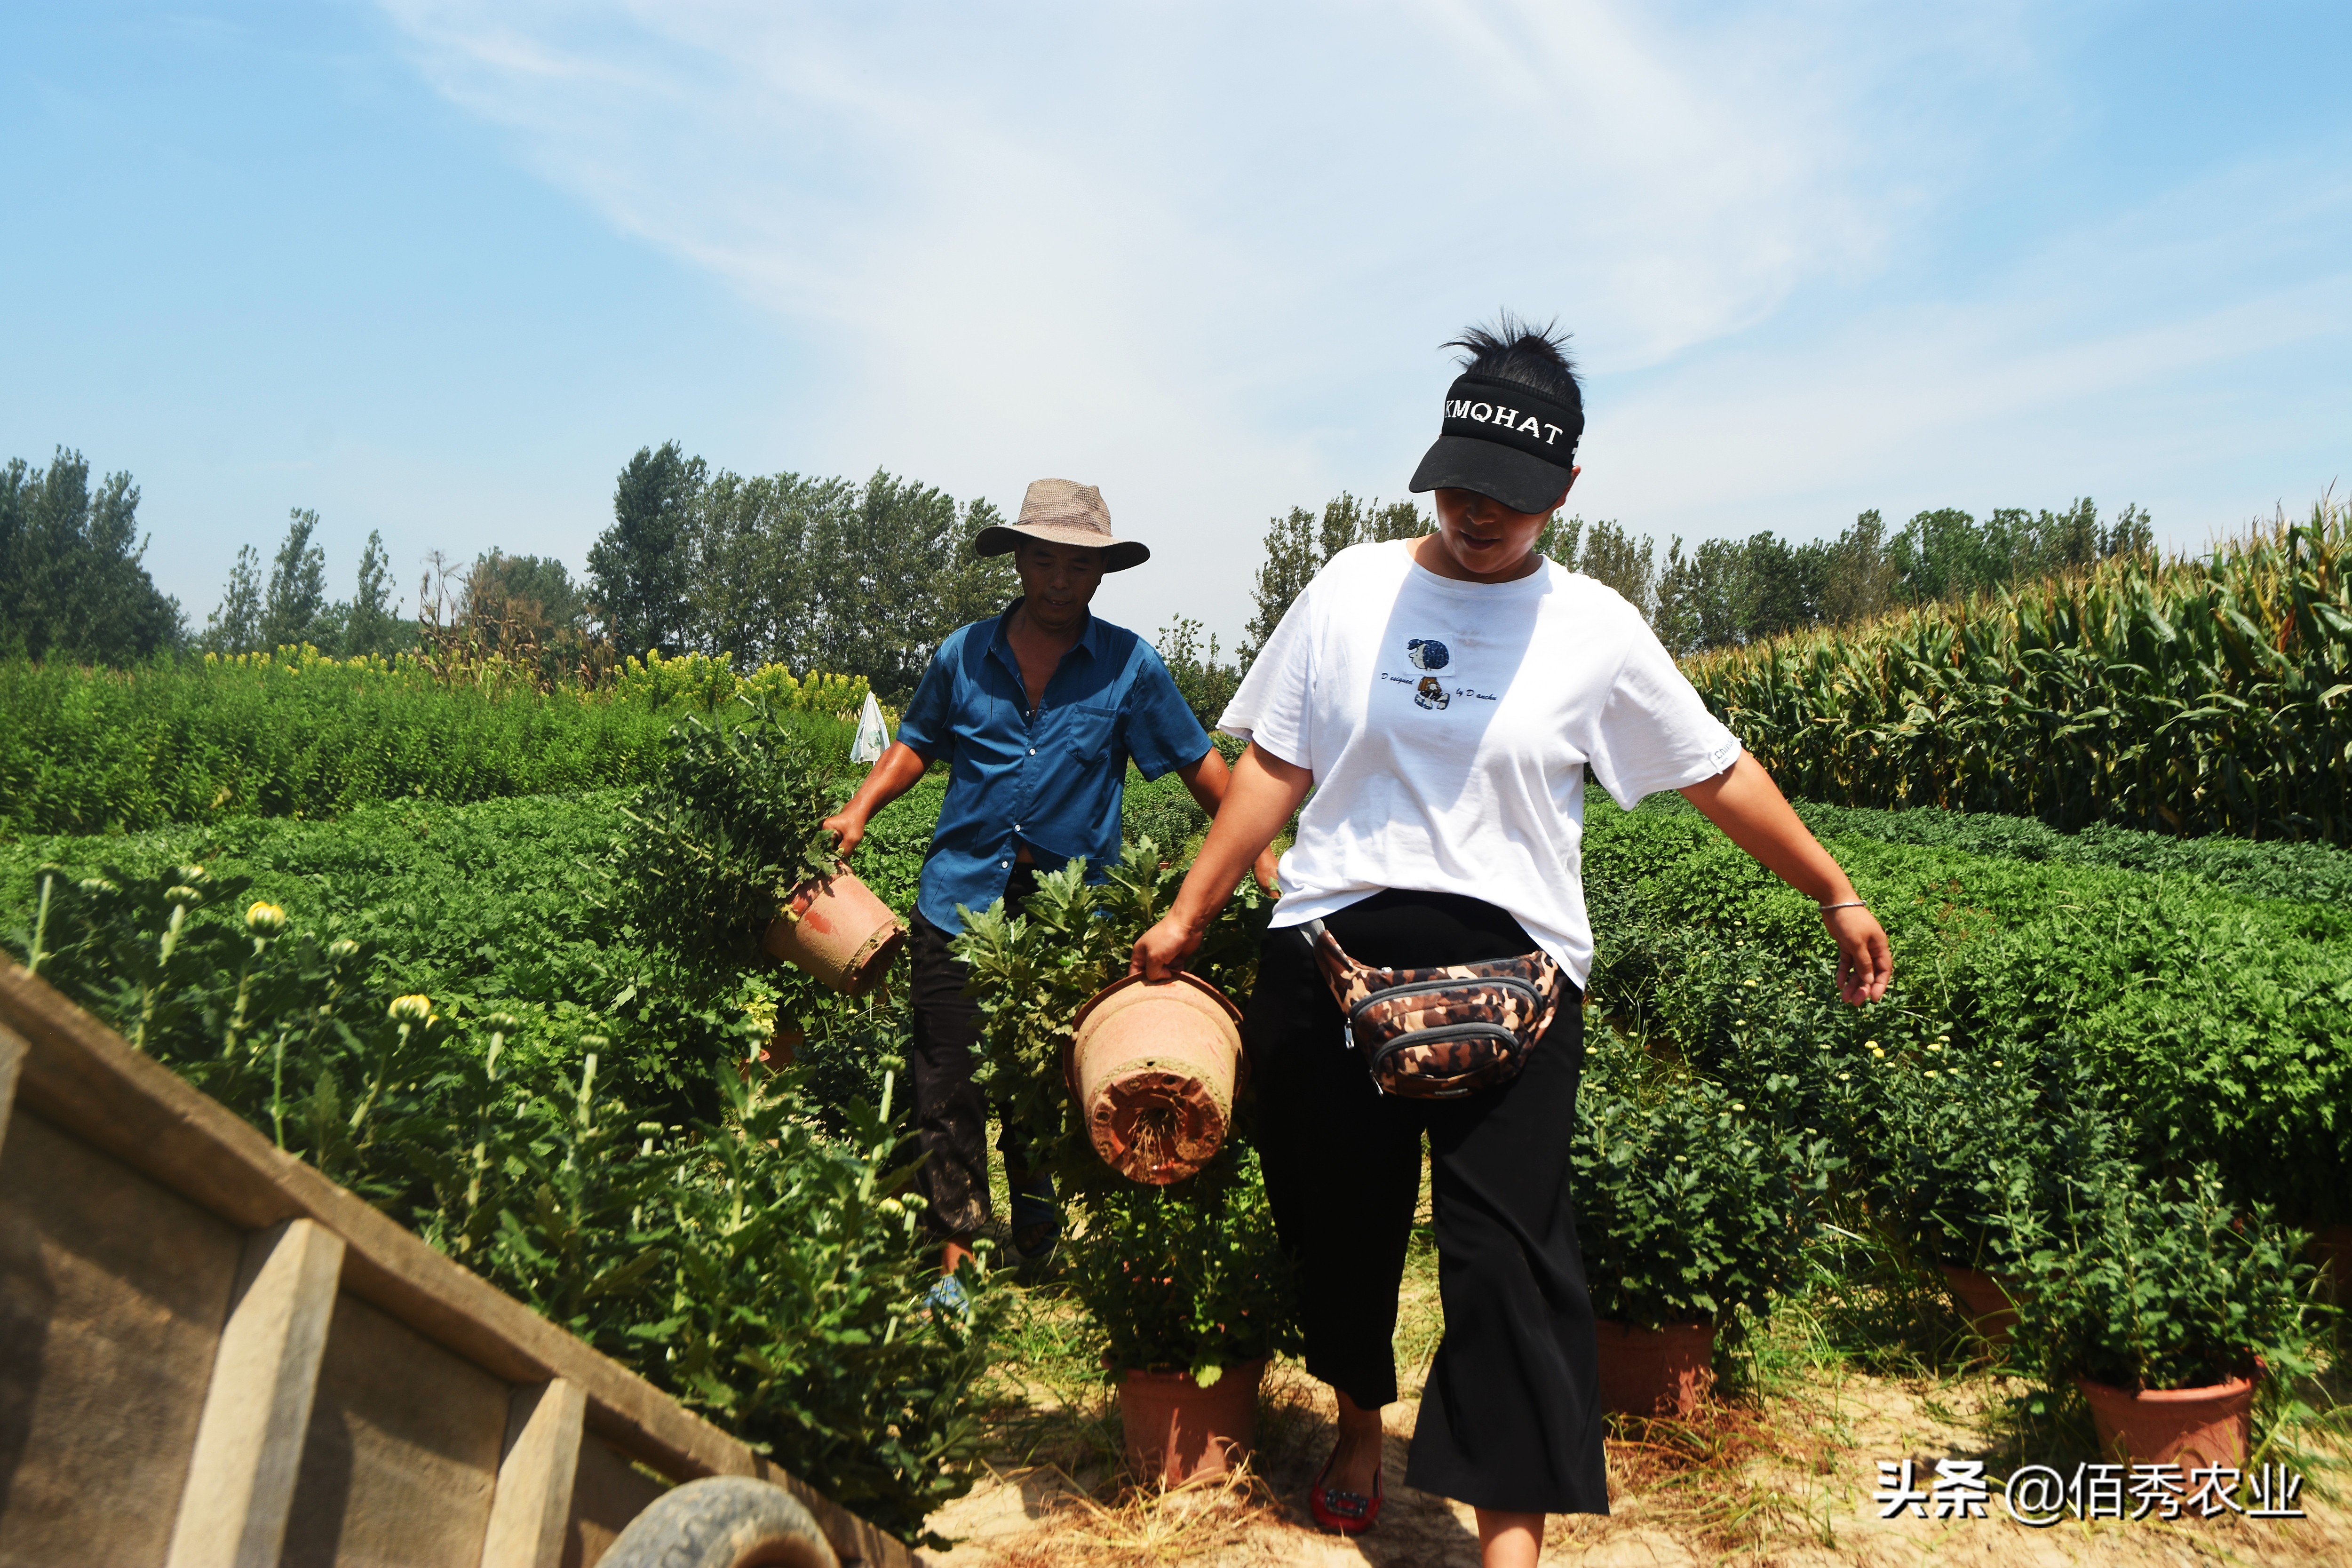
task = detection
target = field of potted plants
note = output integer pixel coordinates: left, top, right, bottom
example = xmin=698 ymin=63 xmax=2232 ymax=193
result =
xmin=4 ymin=646 xmax=2346 ymax=1557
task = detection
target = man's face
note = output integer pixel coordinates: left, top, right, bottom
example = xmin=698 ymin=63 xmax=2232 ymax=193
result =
xmin=1013 ymin=540 xmax=1107 ymax=633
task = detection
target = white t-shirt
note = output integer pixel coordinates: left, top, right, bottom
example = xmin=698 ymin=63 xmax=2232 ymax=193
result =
xmin=1218 ymin=540 xmax=1740 ymax=986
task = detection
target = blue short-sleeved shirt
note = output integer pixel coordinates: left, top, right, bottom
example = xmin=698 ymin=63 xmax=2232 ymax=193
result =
xmin=896 ymin=600 xmax=1210 ymax=933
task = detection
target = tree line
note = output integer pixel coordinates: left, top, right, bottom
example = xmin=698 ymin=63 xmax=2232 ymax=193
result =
xmin=4 ymin=439 xmax=2158 ymax=717
xmin=1168 ymin=492 xmax=2159 ymax=710
xmin=582 ymin=442 xmax=1016 ymax=700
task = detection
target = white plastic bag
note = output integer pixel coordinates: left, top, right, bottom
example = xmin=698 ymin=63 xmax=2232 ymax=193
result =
xmin=850 ymin=691 xmax=890 ymax=764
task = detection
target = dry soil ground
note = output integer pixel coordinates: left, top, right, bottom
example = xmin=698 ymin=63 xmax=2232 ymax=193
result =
xmin=917 ymin=1356 xmax=2345 ymax=1568
xmin=917 ymin=1162 xmax=2346 ymax=1568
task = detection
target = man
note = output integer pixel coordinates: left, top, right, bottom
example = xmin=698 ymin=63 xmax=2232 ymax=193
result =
xmin=824 ymin=478 xmax=1278 ymax=1279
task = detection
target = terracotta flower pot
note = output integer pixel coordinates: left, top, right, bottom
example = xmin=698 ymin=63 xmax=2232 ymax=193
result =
xmin=2077 ymin=1374 xmax=2254 ymax=1469
xmin=1939 ymin=1263 xmax=2021 ymax=1348
xmin=1120 ymin=1358 xmax=1266 ymax=1486
xmin=1594 ymin=1320 xmax=1716 ymax=1417
xmin=761 ymin=868 xmax=905 ymax=996
xmin=1066 ymin=973 xmax=1245 ymax=1185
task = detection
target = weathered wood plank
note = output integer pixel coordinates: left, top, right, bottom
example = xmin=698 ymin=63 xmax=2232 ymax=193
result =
xmin=0 ymin=959 xmax=915 ymax=1568
xmin=0 ymin=1017 xmax=24 ymax=1161
xmin=0 ymin=959 xmax=749 ymax=1485
xmin=164 ymin=1218 xmax=345 ymax=1568
xmin=482 ymin=1378 xmax=588 ymax=1568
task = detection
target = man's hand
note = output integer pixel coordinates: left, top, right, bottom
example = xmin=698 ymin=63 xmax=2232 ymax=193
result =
xmin=1252 ymin=846 xmax=1282 ymax=898
xmin=1131 ymin=912 xmax=1205 ymax=982
xmin=823 ymin=741 xmax=930 ymax=863
xmin=822 ymin=808 xmax=868 ymax=860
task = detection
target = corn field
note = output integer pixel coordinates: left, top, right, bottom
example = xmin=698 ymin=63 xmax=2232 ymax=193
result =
xmin=1685 ymin=498 xmax=2352 ymax=844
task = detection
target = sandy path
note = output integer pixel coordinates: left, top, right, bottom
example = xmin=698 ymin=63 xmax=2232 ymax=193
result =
xmin=917 ymin=1364 xmax=2344 ymax=1567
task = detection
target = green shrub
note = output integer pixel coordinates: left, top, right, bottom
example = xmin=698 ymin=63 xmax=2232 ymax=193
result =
xmin=1789 ymin=798 xmax=2352 ymax=933
xmin=948 ymin=843 xmax=1271 ymax=1202
xmin=1063 ymin=1146 xmax=1300 ymax=1383
xmin=618 ymin=695 xmax=852 ymax=972
xmin=1860 ymin=1044 xmax=2132 ymax=1274
xmin=1119 ymin=768 xmax=1209 ymax=863
xmin=950 ymin=834 xmax=1297 ymax=1385
xmin=2008 ymin=1162 xmax=2318 ymax=1396
xmin=0 ymin=650 xmax=861 ymax=836
xmin=1581 ymin=796 xmax=2352 ymax=1227
xmin=1574 ymin=1027 xmax=1832 ymax=1329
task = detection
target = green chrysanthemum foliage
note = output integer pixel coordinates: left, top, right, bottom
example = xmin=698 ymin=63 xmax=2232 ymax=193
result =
xmin=620 ymin=693 xmax=850 ymax=971
xmin=1064 ymin=1144 xmax=1301 ymax=1385
xmin=1861 ymin=1044 xmax=2133 ymax=1274
xmin=2005 ymin=1161 xmax=2318 ymax=1398
xmin=1573 ymin=1026 xmax=1836 ymax=1330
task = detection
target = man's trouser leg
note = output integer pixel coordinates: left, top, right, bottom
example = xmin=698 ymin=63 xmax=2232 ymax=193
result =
xmin=905 ymin=868 xmax=1038 ymax=1239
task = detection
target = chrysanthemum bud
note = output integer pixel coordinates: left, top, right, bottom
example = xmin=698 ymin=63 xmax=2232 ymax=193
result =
xmin=327 ymin=938 xmax=360 ymax=960
xmin=388 ymin=994 xmax=433 ymax=1024
xmin=245 ymin=901 xmax=286 ymax=935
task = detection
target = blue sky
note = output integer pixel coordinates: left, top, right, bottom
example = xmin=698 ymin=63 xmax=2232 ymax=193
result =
xmin=6 ymin=1 xmax=2348 ymax=647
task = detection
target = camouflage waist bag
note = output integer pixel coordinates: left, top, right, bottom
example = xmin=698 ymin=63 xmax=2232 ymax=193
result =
xmin=1301 ymin=917 xmax=1566 ymax=1099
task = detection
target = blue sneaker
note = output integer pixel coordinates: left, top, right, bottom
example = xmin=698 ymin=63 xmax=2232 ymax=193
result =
xmin=926 ymin=1273 xmax=970 ymax=1322
xmin=1009 ymin=1175 xmax=1060 ymax=1267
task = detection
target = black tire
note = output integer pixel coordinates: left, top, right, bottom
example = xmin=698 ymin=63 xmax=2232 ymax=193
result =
xmin=599 ymin=1476 xmax=840 ymax=1568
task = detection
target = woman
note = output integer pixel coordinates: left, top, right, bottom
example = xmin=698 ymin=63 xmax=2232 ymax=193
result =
xmin=1130 ymin=317 xmax=1891 ymax=1568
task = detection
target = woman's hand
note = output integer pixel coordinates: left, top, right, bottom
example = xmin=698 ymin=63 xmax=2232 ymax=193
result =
xmin=1824 ymin=905 xmax=1892 ymax=1004
xmin=1680 ymin=752 xmax=1895 ymax=1007
xmin=1130 ymin=912 xmax=1206 ymax=982
xmin=1131 ymin=742 xmax=1312 ymax=981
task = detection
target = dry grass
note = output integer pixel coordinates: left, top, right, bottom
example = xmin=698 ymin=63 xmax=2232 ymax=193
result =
xmin=937 ymin=1139 xmax=2350 ymax=1567
xmin=975 ymin=1461 xmax=1293 ymax=1568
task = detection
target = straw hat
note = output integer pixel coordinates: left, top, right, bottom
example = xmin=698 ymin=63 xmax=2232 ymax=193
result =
xmin=973 ymin=478 xmax=1150 ymax=572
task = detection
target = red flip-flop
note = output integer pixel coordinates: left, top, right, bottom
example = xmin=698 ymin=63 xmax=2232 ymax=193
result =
xmin=1310 ymin=1449 xmax=1383 ymax=1534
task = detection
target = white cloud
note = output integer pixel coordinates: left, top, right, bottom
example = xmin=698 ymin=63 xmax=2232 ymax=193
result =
xmin=376 ymin=0 xmax=2347 ymax=643
xmin=1581 ymin=148 xmax=2352 ymax=549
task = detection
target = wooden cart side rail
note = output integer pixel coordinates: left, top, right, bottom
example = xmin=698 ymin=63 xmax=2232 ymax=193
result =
xmin=0 ymin=960 xmax=914 ymax=1568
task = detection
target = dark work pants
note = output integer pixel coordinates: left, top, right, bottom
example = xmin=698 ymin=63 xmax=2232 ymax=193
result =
xmin=907 ymin=865 xmax=1038 ymax=1240
xmin=1244 ymin=890 xmax=1609 ymax=1516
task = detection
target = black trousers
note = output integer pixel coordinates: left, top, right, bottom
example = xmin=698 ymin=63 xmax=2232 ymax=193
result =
xmin=1244 ymin=890 xmax=1609 ymax=1516
xmin=906 ymin=865 xmax=1038 ymax=1239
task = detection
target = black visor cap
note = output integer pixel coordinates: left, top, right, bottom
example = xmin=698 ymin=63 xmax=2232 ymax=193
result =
xmin=1409 ymin=436 xmax=1577 ymax=514
xmin=1407 ymin=372 xmax=1581 ymax=514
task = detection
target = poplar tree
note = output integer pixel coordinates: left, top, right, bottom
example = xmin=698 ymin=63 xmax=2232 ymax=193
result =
xmin=1240 ymin=493 xmax=1422 ymax=664
xmin=589 ymin=441 xmax=704 ymax=658
xmin=342 ymin=530 xmax=407 ymax=657
xmin=259 ymin=508 xmax=330 ymax=650
xmin=204 ymin=546 xmax=264 ymax=654
xmin=0 ymin=449 xmax=183 ymax=663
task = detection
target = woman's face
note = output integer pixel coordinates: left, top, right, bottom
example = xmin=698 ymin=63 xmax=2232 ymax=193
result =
xmin=1427 ymin=480 xmax=1577 ymax=583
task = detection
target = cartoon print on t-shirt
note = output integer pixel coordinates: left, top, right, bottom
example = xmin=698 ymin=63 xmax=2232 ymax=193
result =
xmin=1415 ymin=676 xmax=1450 ymax=710
xmin=1406 ymin=638 xmax=1450 ymax=671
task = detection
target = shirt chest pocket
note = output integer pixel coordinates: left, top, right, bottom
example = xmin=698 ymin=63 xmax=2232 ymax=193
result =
xmin=1047 ymin=702 xmax=1121 ymax=764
